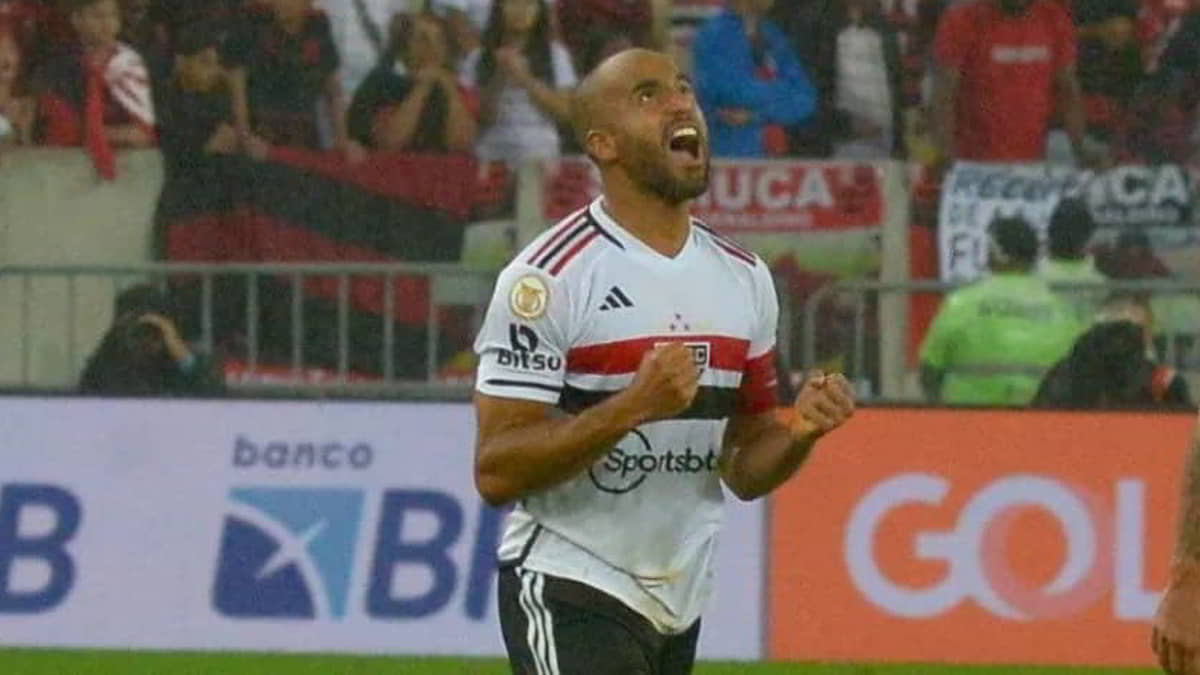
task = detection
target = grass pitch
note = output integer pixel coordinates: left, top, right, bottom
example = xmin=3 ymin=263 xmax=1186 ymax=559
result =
xmin=0 ymin=650 xmax=1160 ymax=674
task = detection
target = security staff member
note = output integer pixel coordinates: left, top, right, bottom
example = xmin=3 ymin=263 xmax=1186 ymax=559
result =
xmin=920 ymin=215 xmax=1082 ymax=406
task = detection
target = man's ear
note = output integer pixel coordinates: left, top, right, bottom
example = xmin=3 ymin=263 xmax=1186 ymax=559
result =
xmin=586 ymin=129 xmax=617 ymax=163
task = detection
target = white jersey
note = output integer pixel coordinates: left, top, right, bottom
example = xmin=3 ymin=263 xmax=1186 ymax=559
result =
xmin=474 ymin=197 xmax=779 ymax=634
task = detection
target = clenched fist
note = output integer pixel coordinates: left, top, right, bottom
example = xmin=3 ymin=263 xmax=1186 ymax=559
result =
xmin=790 ymin=371 xmax=855 ymax=440
xmin=1154 ymin=561 xmax=1200 ymax=675
xmin=623 ymin=343 xmax=701 ymax=423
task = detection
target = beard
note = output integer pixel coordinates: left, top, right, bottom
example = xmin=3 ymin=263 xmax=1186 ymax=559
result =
xmin=618 ymin=132 xmax=710 ymax=205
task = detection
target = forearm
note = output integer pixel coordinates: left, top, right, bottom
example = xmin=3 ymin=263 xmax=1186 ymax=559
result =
xmin=519 ymin=76 xmax=569 ymax=123
xmin=377 ymin=82 xmax=435 ymax=150
xmin=475 ymin=393 xmax=645 ymax=506
xmin=1174 ymin=430 xmax=1200 ymax=560
xmin=722 ymin=420 xmax=816 ymax=501
xmin=441 ymin=84 xmax=477 ymax=151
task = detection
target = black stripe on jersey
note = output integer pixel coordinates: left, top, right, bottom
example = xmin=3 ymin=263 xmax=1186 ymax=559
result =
xmin=693 ymin=221 xmax=757 ymax=266
xmin=499 ymin=524 xmax=542 ymax=569
xmin=535 ymin=219 xmax=593 ymax=269
xmin=589 ymin=218 xmax=625 ymax=250
xmin=485 ymin=379 xmax=564 ymax=394
xmin=559 ymin=385 xmax=738 ymax=420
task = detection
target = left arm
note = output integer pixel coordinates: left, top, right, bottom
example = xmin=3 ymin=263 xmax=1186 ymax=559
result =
xmin=720 ymin=373 xmax=855 ymax=500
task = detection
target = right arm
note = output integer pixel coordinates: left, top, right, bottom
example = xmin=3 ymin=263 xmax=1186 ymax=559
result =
xmin=475 ymin=344 xmax=699 ymax=506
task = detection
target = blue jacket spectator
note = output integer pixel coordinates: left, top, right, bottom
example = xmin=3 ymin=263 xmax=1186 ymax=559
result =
xmin=693 ymin=1 xmax=817 ymax=157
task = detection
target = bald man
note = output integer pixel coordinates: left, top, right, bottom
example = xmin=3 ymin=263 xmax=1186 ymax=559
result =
xmin=471 ymin=48 xmax=854 ymax=674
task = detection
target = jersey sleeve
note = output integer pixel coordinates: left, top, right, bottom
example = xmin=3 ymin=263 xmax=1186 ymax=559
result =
xmin=474 ymin=264 xmax=571 ymax=404
xmin=737 ymin=261 xmax=781 ymax=415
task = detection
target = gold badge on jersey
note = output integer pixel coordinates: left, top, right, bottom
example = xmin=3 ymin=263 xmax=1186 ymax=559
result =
xmin=509 ymin=274 xmax=549 ymax=320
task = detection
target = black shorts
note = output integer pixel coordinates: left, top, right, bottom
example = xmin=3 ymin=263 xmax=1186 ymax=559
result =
xmin=497 ymin=566 xmax=701 ymax=675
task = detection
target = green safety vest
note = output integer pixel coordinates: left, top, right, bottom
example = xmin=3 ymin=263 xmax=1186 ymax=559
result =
xmin=920 ymin=273 xmax=1084 ymax=406
xmin=1038 ymin=257 xmax=1107 ymax=323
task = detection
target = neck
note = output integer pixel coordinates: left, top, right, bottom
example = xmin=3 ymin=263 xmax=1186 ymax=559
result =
xmin=601 ymin=171 xmax=692 ymax=257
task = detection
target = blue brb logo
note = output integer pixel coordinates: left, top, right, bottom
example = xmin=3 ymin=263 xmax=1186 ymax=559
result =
xmin=0 ymin=484 xmax=82 ymax=613
xmin=213 ymin=487 xmax=364 ymax=619
xmin=213 ymin=487 xmax=504 ymax=621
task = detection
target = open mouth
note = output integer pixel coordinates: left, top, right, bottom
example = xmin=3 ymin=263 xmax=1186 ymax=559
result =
xmin=667 ymin=125 xmax=702 ymax=161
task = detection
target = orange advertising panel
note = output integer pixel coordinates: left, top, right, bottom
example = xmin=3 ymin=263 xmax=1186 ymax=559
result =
xmin=768 ymin=408 xmax=1194 ymax=666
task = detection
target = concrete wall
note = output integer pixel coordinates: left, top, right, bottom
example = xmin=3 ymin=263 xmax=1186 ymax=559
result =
xmin=0 ymin=149 xmax=162 ymax=388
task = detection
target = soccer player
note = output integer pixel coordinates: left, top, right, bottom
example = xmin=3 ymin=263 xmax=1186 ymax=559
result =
xmin=472 ymin=48 xmax=855 ymax=674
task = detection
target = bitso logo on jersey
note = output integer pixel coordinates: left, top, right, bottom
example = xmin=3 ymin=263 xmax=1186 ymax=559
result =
xmin=212 ymin=487 xmax=364 ymax=620
xmin=509 ymin=274 xmax=549 ymax=320
xmin=496 ymin=323 xmax=562 ymax=372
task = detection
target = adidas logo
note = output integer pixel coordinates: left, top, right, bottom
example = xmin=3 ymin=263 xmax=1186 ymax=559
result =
xmin=599 ymin=286 xmax=634 ymax=311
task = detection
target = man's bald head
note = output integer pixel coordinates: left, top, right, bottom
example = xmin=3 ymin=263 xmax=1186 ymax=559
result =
xmin=570 ymin=48 xmax=679 ymax=152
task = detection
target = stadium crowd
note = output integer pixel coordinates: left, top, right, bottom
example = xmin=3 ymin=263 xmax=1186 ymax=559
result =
xmin=0 ymin=0 xmax=1194 ymax=408
xmin=3 ymin=0 xmax=1200 ymax=165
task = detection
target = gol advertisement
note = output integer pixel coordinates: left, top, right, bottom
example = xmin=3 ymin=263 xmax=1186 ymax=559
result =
xmin=769 ymin=408 xmax=1195 ymax=666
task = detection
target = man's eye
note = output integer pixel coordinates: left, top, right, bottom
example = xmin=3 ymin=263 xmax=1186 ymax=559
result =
xmin=637 ymin=90 xmax=654 ymax=104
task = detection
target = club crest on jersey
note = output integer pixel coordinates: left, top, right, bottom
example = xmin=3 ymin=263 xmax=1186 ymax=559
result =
xmin=655 ymin=341 xmax=711 ymax=369
xmin=509 ymin=274 xmax=549 ymax=320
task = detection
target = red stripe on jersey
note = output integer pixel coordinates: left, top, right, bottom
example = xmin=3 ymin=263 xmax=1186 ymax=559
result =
xmin=550 ymin=230 xmax=600 ymax=276
xmin=714 ymin=240 xmax=756 ymax=266
xmin=738 ymin=349 xmax=779 ymax=414
xmin=567 ymin=335 xmax=751 ymax=374
xmin=526 ymin=211 xmax=587 ymax=265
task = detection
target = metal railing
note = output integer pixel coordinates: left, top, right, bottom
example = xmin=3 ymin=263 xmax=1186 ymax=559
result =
xmin=0 ymin=263 xmax=497 ymax=396
xmin=802 ymin=279 xmax=1200 ymax=402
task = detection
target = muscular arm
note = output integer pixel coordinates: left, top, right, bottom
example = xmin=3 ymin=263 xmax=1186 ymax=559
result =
xmin=474 ymin=394 xmax=644 ymax=506
xmin=720 ymin=373 xmax=854 ymax=501
xmin=720 ymin=411 xmax=818 ymax=501
xmin=474 ymin=343 xmax=699 ymax=506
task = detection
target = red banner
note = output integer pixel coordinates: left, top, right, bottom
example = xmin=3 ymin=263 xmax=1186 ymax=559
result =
xmin=543 ymin=157 xmax=884 ymax=234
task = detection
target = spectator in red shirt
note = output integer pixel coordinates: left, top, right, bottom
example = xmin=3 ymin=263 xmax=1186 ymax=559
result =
xmin=33 ymin=0 xmax=156 ymax=178
xmin=348 ymin=11 xmax=478 ymax=152
xmin=225 ymin=0 xmax=363 ymax=159
xmin=0 ymin=21 xmax=34 ymax=144
xmin=931 ymin=0 xmax=1091 ymax=165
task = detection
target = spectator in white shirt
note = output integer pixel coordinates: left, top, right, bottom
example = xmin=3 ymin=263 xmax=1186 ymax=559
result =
xmin=321 ymin=0 xmax=407 ymax=96
xmin=460 ymin=0 xmax=575 ymax=163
